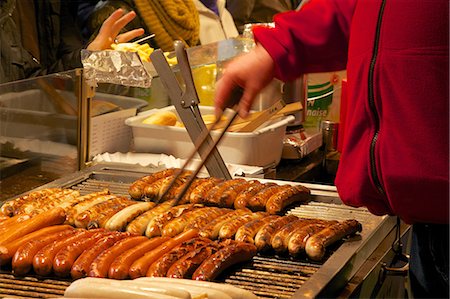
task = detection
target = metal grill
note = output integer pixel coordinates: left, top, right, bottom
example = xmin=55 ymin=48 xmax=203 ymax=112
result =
xmin=0 ymin=165 xmax=393 ymax=299
xmin=0 ymin=273 xmax=70 ymax=298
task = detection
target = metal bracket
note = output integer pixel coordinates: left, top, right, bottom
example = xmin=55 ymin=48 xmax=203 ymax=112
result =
xmin=150 ymin=41 xmax=231 ymax=180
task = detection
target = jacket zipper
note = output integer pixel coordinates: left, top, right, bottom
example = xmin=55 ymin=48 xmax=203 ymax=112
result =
xmin=368 ymin=0 xmax=387 ymax=195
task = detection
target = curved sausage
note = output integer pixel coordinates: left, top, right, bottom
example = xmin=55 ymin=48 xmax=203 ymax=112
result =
xmin=53 ymin=230 xmax=115 ymax=277
xmin=71 ymin=232 xmax=131 ymax=280
xmin=192 ymin=241 xmax=257 ymax=281
xmin=108 ymin=237 xmax=170 ymax=280
xmin=234 ymin=215 xmax=279 ymax=244
xmin=129 ymin=229 xmax=199 ymax=279
xmin=104 ymin=202 xmax=155 ymax=231
xmin=215 ymin=180 xmax=257 ymax=208
xmin=65 ymin=191 xmax=112 ymax=225
xmin=89 ymin=236 xmax=148 ymax=278
xmin=145 ymin=204 xmax=199 ymax=238
xmin=157 ymin=170 xmax=193 ymax=202
xmin=184 ymin=208 xmax=231 ymax=231
xmin=12 ymin=229 xmax=78 ymax=276
xmin=234 ymin=181 xmax=268 ymax=209
xmin=0 ymin=224 xmax=73 ymax=266
xmin=128 ymin=168 xmax=177 ymax=199
xmin=271 ymin=219 xmax=316 ymax=253
xmin=146 ymin=237 xmax=212 ymax=277
xmin=126 ymin=200 xmax=174 ymax=235
xmin=265 ymin=185 xmax=310 ymax=214
xmin=204 ymin=179 xmax=246 ymax=207
xmin=1 ymin=188 xmax=60 ymax=217
xmin=305 ymin=219 xmax=362 ymax=261
xmin=254 ymin=214 xmax=298 ymax=252
xmin=199 ymin=209 xmax=251 ymax=240
xmin=218 ymin=212 xmax=267 ymax=240
xmin=0 ymin=207 xmax=66 ymax=245
xmin=189 ymin=178 xmax=224 ymax=204
xmin=33 ymin=228 xmax=95 ymax=276
xmin=287 ymin=223 xmax=330 ymax=256
xmin=166 ymin=243 xmax=220 ymax=279
xmin=246 ymin=185 xmax=289 ymax=211
xmin=161 ymin=207 xmax=212 ymax=237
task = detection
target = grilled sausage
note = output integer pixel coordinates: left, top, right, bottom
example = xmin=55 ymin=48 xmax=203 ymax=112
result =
xmin=235 ymin=215 xmax=279 ymax=244
xmin=16 ymin=189 xmax=77 ymax=216
xmin=0 ymin=207 xmax=66 ymax=245
xmin=29 ymin=190 xmax=81 ymax=216
xmin=1 ymin=188 xmax=61 ymax=217
xmin=161 ymin=207 xmax=214 ymax=237
xmin=0 ymin=214 xmax=31 ymax=232
xmin=215 ymin=180 xmax=258 ymax=208
xmin=246 ymin=185 xmax=290 ymax=211
xmin=157 ymin=170 xmax=193 ymax=202
xmin=71 ymin=232 xmax=131 ymax=279
xmin=53 ymin=230 xmax=115 ymax=277
xmin=305 ymin=219 xmax=362 ymax=261
xmin=199 ymin=209 xmax=251 ymax=240
xmin=166 ymin=243 xmax=220 ymax=279
xmin=254 ymin=214 xmax=298 ymax=251
xmin=65 ymin=190 xmax=111 ymax=225
xmin=204 ymin=179 xmax=246 ymax=206
xmin=89 ymin=236 xmax=148 ymax=278
xmin=108 ymin=237 xmax=170 ymax=280
xmin=234 ymin=181 xmax=270 ymax=209
xmin=146 ymin=237 xmax=212 ymax=278
xmin=192 ymin=240 xmax=257 ymax=281
xmin=219 ymin=212 xmax=267 ymax=240
xmin=12 ymin=229 xmax=78 ymax=276
xmin=74 ymin=196 xmax=135 ymax=229
xmin=271 ymin=219 xmax=318 ymax=253
xmin=189 ymin=178 xmax=224 ymax=204
xmin=0 ymin=224 xmax=73 ymax=266
xmin=145 ymin=204 xmax=200 ymax=238
xmin=129 ymin=229 xmax=199 ymax=279
xmin=126 ymin=200 xmax=175 ymax=235
xmin=177 ymin=178 xmax=208 ymax=204
xmin=128 ymin=168 xmax=178 ymax=199
xmin=265 ymin=184 xmax=310 ymax=214
xmin=33 ymin=228 xmax=96 ymax=276
xmin=184 ymin=208 xmax=232 ymax=231
xmin=287 ymin=223 xmax=331 ymax=256
xmin=104 ymin=202 xmax=155 ymax=231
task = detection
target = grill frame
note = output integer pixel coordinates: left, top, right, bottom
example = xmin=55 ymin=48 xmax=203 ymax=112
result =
xmin=0 ymin=162 xmax=395 ymax=298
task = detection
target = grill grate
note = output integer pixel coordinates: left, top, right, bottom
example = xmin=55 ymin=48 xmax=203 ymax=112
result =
xmin=0 ymin=273 xmax=70 ymax=298
xmin=0 ymin=171 xmax=383 ymax=298
xmin=224 ymin=256 xmax=321 ymax=298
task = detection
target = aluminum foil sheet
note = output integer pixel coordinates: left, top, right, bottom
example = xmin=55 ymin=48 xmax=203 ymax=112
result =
xmin=81 ymin=50 xmax=152 ymax=88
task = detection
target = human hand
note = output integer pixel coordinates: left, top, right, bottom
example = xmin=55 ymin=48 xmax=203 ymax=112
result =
xmin=86 ymin=8 xmax=145 ymax=51
xmin=214 ymin=44 xmax=275 ymax=118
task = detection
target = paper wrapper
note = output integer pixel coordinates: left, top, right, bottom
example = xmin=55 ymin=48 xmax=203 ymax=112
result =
xmin=81 ymin=49 xmax=152 ymax=88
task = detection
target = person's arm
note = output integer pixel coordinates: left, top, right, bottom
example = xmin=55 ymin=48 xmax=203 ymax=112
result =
xmin=215 ymin=0 xmax=356 ymax=117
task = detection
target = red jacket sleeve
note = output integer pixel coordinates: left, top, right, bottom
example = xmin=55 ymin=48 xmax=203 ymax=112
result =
xmin=253 ymin=0 xmax=357 ymax=81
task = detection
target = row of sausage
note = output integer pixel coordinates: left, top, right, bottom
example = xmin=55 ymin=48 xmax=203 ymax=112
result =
xmin=128 ymin=168 xmax=311 ymax=214
xmin=0 ymin=213 xmax=256 ymax=282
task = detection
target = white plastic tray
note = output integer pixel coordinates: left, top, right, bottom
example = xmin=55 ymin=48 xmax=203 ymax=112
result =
xmin=125 ymin=106 xmax=294 ymax=167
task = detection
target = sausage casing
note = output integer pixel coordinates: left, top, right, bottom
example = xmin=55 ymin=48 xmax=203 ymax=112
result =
xmin=254 ymin=214 xmax=298 ymax=251
xmin=108 ymin=237 xmax=170 ymax=280
xmin=305 ymin=219 xmax=362 ymax=261
xmin=192 ymin=240 xmax=257 ymax=281
xmin=265 ymin=185 xmax=310 ymax=214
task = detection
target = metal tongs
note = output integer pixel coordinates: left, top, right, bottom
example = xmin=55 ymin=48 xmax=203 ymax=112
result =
xmin=150 ymin=40 xmax=241 ymax=206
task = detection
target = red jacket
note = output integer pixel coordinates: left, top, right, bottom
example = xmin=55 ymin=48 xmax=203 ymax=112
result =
xmin=254 ymin=0 xmax=449 ymax=224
